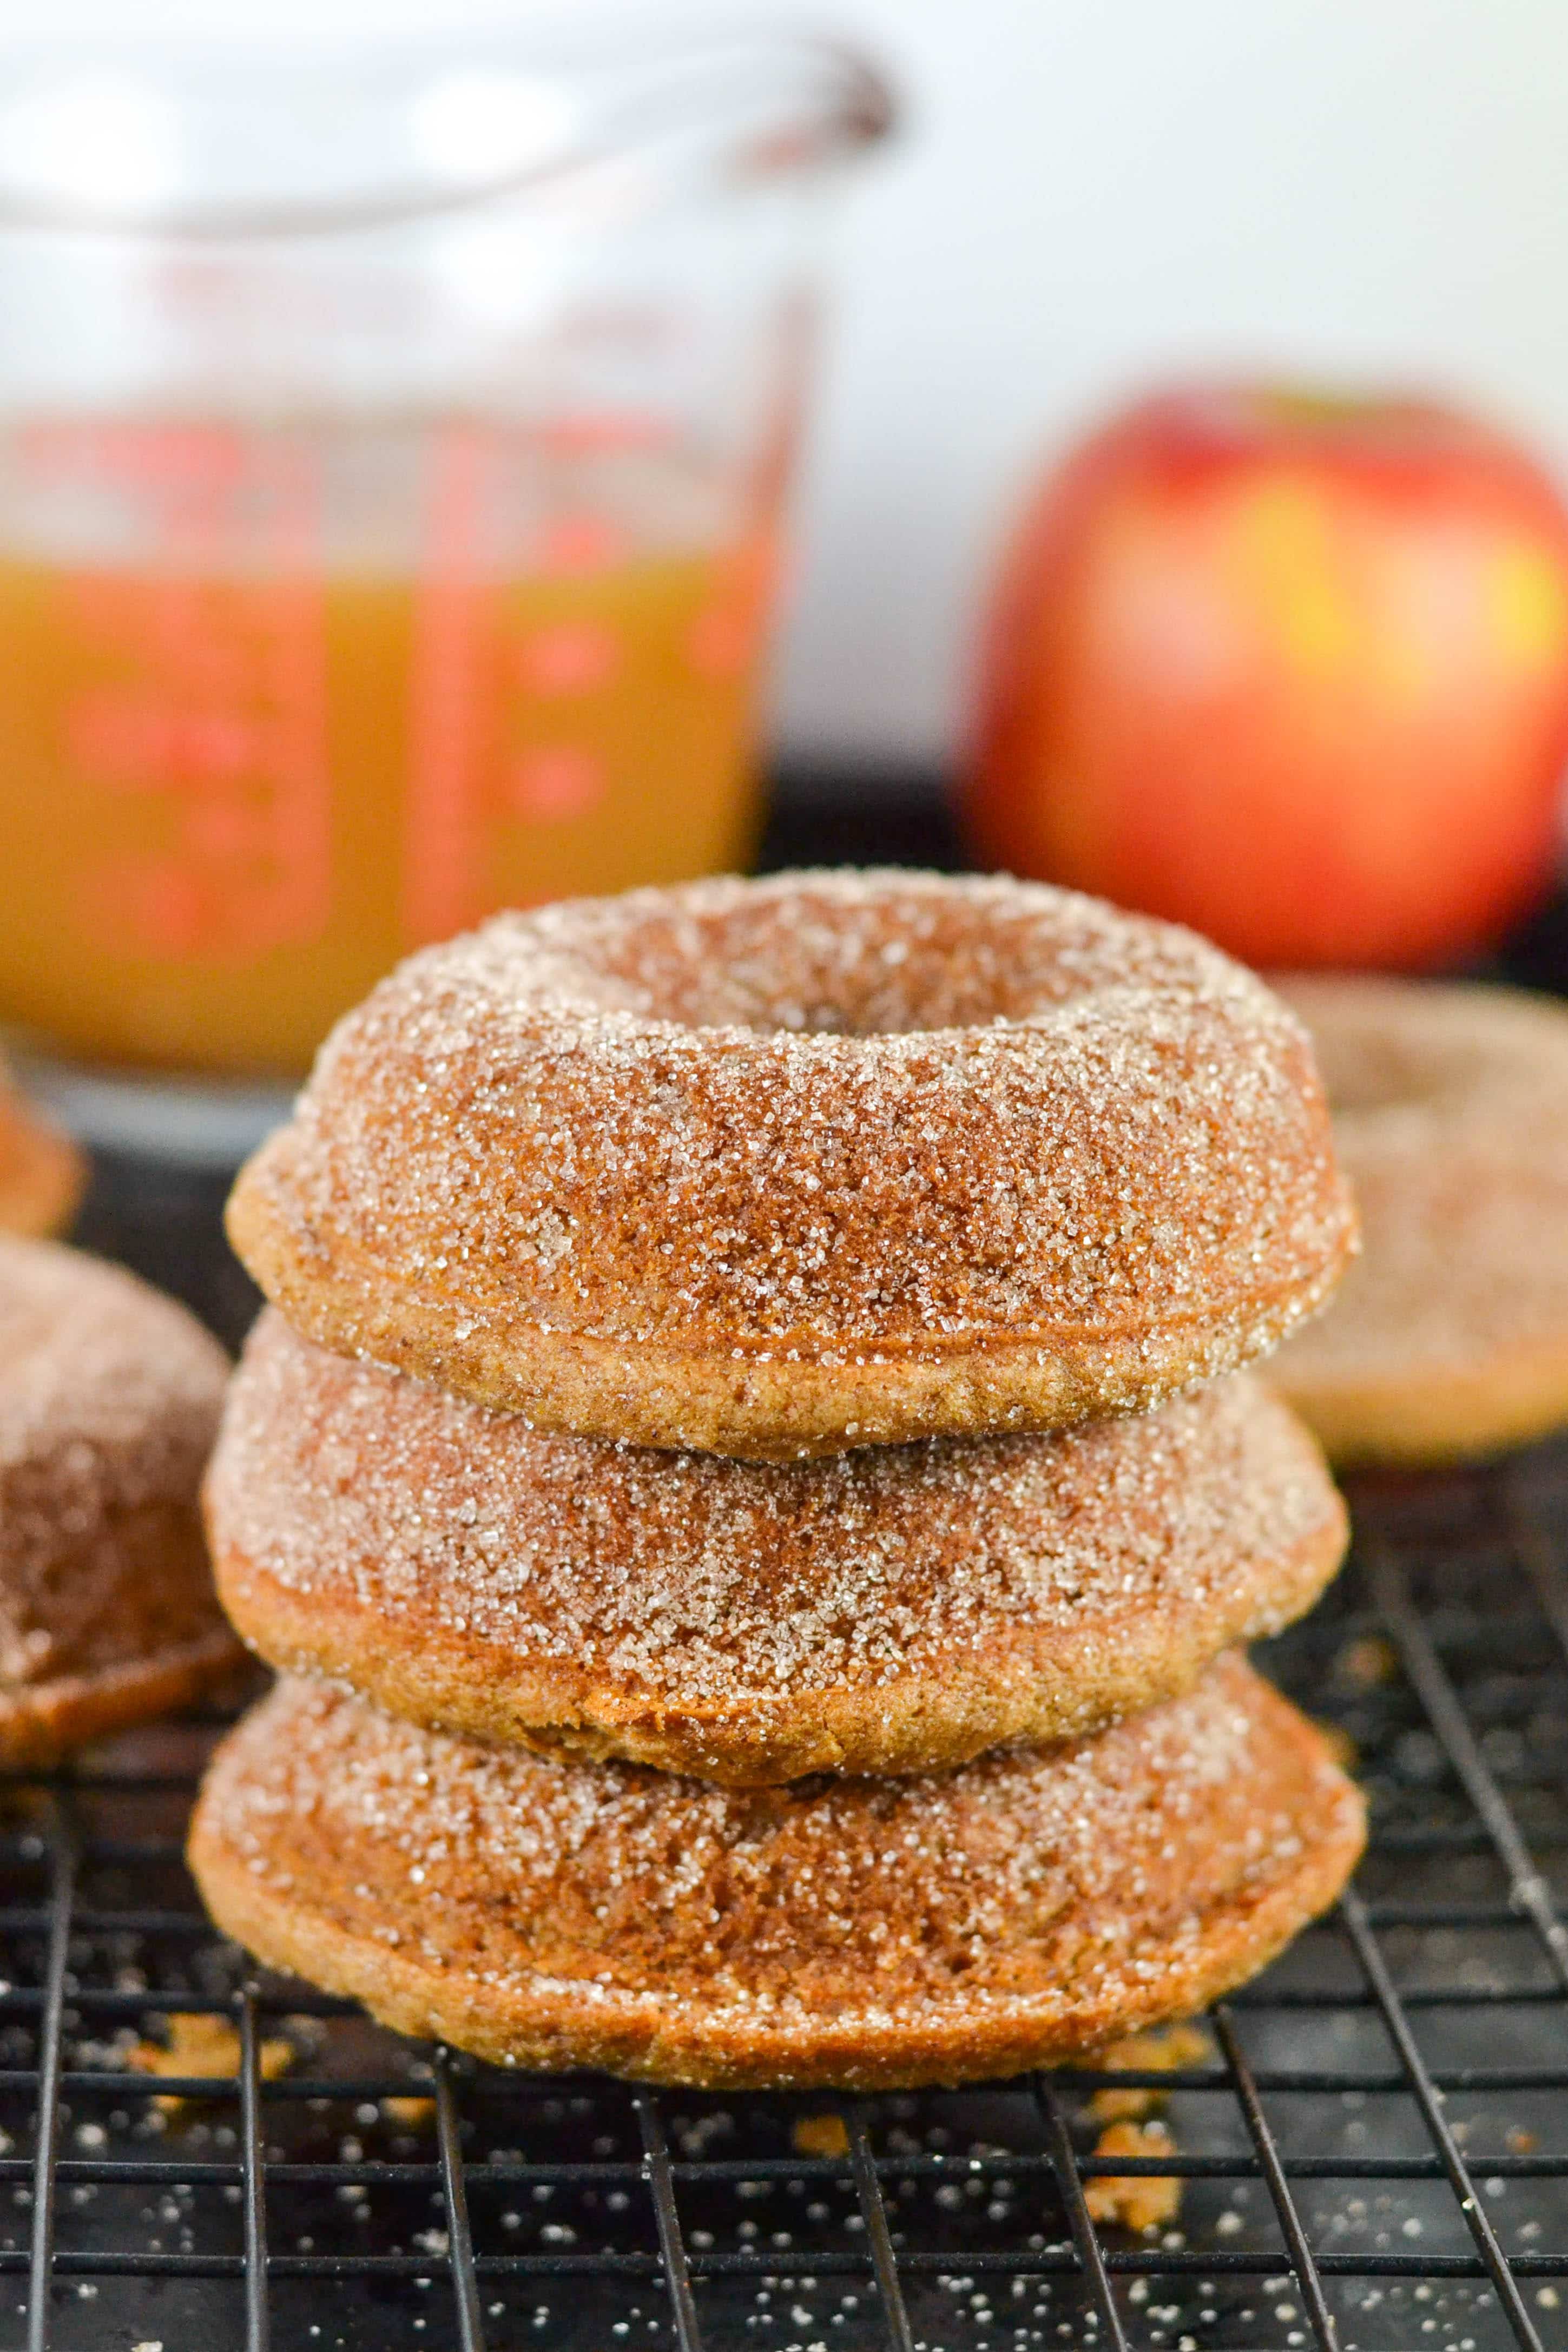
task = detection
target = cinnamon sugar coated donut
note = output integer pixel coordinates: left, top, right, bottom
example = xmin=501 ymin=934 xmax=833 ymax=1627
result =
xmin=209 ymin=1310 xmax=1347 ymax=1781
xmin=189 ymin=1654 xmax=1363 ymax=2090
xmin=0 ymin=1238 xmax=242 ymax=1762
xmin=1271 ymin=978 xmax=1568 ymax=1463
xmin=0 ymin=1064 xmax=83 ymax=1240
xmin=226 ymin=871 xmax=1356 ymax=1457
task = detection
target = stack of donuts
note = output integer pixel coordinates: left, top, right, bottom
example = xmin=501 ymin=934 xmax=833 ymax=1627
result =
xmin=192 ymin=871 xmax=1366 ymax=2090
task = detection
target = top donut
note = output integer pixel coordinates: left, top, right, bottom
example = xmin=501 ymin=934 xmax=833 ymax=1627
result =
xmin=227 ymin=871 xmax=1355 ymax=1457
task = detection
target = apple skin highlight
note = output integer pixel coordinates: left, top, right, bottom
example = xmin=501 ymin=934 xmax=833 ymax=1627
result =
xmin=966 ymin=384 xmax=1568 ymax=971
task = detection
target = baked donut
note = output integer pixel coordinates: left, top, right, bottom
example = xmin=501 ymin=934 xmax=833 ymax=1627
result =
xmin=0 ymin=1237 xmax=242 ymax=1763
xmin=208 ymin=1309 xmax=1347 ymax=1782
xmin=226 ymin=871 xmax=1355 ymax=1458
xmin=1271 ymin=977 xmax=1568 ymax=1463
xmin=0 ymin=1063 xmax=83 ymax=1240
xmin=188 ymin=1653 xmax=1363 ymax=2091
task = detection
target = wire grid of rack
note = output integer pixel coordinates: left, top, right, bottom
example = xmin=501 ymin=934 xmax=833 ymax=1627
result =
xmin=3 ymin=1452 xmax=1568 ymax=2351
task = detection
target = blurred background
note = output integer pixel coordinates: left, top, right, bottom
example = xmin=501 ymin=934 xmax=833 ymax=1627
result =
xmin=14 ymin=0 xmax=1568 ymax=776
xmin=748 ymin=0 xmax=1568 ymax=778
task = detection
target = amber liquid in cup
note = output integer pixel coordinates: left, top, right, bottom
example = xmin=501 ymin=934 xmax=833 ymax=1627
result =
xmin=0 ymin=418 xmax=773 ymax=1074
xmin=0 ymin=30 xmax=889 ymax=1116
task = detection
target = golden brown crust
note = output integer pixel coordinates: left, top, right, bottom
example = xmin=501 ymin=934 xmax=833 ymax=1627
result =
xmin=209 ymin=1313 xmax=1348 ymax=1781
xmin=1271 ymin=978 xmax=1568 ymax=1463
xmin=1275 ymin=1332 xmax=1568 ymax=1466
xmin=0 ymin=1081 xmax=84 ymax=1240
xmin=0 ymin=1623 xmax=245 ymax=1770
xmin=188 ymin=1657 xmax=1365 ymax=2091
xmin=221 ymin=1223 xmax=1342 ymax=1460
xmin=227 ymin=872 xmax=1355 ymax=1456
xmin=0 ymin=1237 xmax=235 ymax=1751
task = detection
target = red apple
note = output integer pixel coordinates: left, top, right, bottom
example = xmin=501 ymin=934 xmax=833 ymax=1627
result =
xmin=965 ymin=385 xmax=1568 ymax=969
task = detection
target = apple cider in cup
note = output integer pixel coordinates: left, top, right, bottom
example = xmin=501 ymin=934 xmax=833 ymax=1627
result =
xmin=0 ymin=417 xmax=777 ymax=1075
xmin=0 ymin=30 xmax=891 ymax=1110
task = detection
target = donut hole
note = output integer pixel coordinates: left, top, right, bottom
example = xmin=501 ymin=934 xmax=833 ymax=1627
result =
xmin=574 ymin=881 xmax=1162 ymax=1037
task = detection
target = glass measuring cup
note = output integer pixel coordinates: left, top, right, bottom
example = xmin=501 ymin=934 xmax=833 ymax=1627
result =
xmin=0 ymin=23 xmax=891 ymax=1151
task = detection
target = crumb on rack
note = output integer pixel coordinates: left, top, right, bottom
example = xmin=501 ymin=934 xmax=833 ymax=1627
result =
xmin=1088 ymin=2020 xmax=1213 ymax=2122
xmin=384 ymin=2094 xmax=437 ymax=2128
xmin=792 ymin=2112 xmax=850 ymax=2159
xmin=1083 ymin=2118 xmax=1182 ymax=2232
xmin=127 ymin=2011 xmax=295 ymax=2114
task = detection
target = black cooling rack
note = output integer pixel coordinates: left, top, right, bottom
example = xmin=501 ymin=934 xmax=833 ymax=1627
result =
xmin=5 ymin=1453 xmax=1568 ymax=2352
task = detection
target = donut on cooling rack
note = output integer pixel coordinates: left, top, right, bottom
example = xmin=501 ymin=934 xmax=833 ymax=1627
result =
xmin=0 ymin=1237 xmax=243 ymax=1763
xmin=188 ymin=1651 xmax=1365 ymax=2091
xmin=226 ymin=871 xmax=1356 ymax=1458
xmin=207 ymin=1309 xmax=1348 ymax=1782
xmin=1271 ymin=977 xmax=1568 ymax=1464
xmin=0 ymin=1060 xmax=82 ymax=1240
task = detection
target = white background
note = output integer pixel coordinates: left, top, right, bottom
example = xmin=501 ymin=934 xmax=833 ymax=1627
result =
xmin=9 ymin=0 xmax=1568 ymax=769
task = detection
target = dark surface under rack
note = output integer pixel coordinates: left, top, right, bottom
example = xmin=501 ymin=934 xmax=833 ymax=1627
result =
xmin=1 ymin=1451 xmax=1567 ymax=2352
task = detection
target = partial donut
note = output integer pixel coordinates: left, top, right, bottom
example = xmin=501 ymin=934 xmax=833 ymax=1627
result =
xmin=0 ymin=1064 xmax=83 ymax=1240
xmin=1271 ymin=978 xmax=1568 ymax=1463
xmin=188 ymin=1654 xmax=1365 ymax=2091
xmin=208 ymin=1310 xmax=1347 ymax=1783
xmin=226 ymin=871 xmax=1355 ymax=1458
xmin=0 ymin=1237 xmax=242 ymax=1763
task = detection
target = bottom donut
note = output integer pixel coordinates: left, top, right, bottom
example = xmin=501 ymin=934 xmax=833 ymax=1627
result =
xmin=188 ymin=1654 xmax=1364 ymax=2090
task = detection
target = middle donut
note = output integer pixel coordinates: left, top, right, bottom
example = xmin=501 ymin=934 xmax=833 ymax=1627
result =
xmin=208 ymin=1310 xmax=1347 ymax=1785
